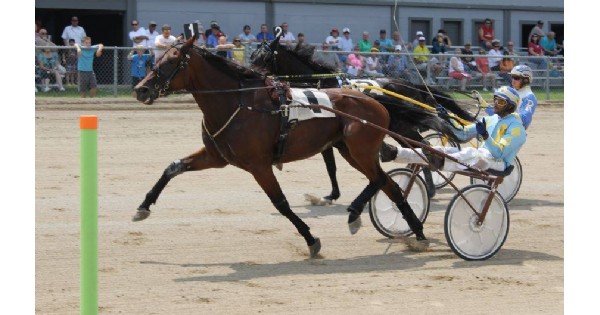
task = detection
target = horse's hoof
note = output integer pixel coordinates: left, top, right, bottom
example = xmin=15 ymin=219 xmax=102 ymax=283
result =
xmin=309 ymin=237 xmax=322 ymax=258
xmin=132 ymin=209 xmax=151 ymax=222
xmin=319 ymin=197 xmax=334 ymax=205
xmin=348 ymin=216 xmax=362 ymax=235
xmin=403 ymin=235 xmax=430 ymax=252
xmin=304 ymin=194 xmax=330 ymax=206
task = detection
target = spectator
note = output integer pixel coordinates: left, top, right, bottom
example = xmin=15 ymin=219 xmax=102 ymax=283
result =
xmin=61 ymin=16 xmax=87 ymax=46
xmin=498 ymin=50 xmax=515 ymax=85
xmin=460 ymin=42 xmax=478 ymax=72
xmin=231 ymin=36 xmax=246 ymax=65
xmin=411 ymin=31 xmax=424 ymax=51
xmin=325 ymin=28 xmax=341 ymax=50
xmin=346 ymin=46 xmax=365 ymax=77
xmin=479 ymin=18 xmax=495 ymax=51
xmin=412 ymin=36 xmax=430 ymax=75
xmin=129 ymin=20 xmax=149 ymax=47
xmin=386 ymin=45 xmax=412 ymax=80
xmin=38 ymin=48 xmax=65 ymax=92
xmin=280 ymin=22 xmax=296 ymax=44
xmin=206 ymin=24 xmax=222 ymax=48
xmin=154 ymin=24 xmax=179 ymax=61
xmin=62 ymin=39 xmax=78 ymax=86
xmin=504 ymin=41 xmax=520 ymax=65
xmin=296 ymin=33 xmax=306 ymax=49
xmin=74 ymin=37 xmax=103 ymax=98
xmin=434 ymin=29 xmax=452 ymax=46
xmin=146 ymin=21 xmax=159 ymax=50
xmin=127 ymin=45 xmax=153 ymax=97
xmin=540 ymin=31 xmax=562 ymax=63
xmin=238 ymin=25 xmax=257 ymax=44
xmin=476 ymin=48 xmax=497 ymax=91
xmin=378 ymin=29 xmax=394 ymax=52
xmin=205 ymin=21 xmax=219 ymax=41
xmin=215 ymin=35 xmax=234 ymax=59
xmin=364 ymin=48 xmax=384 ymax=77
xmin=256 ymin=24 xmax=274 ymax=42
xmin=431 ymin=32 xmax=450 ymax=54
xmin=448 ymin=48 xmax=472 ymax=91
xmin=391 ymin=31 xmax=408 ymax=51
xmin=358 ymin=31 xmax=372 ymax=52
xmin=314 ymin=43 xmax=342 ymax=72
xmin=338 ymin=28 xmax=354 ymax=65
xmin=35 ymin=20 xmax=42 ymax=39
xmin=528 ymin=20 xmax=545 ymax=42
xmin=35 ymin=28 xmax=56 ymax=47
xmin=527 ymin=34 xmax=548 ymax=69
xmin=487 ymin=39 xmax=503 ymax=71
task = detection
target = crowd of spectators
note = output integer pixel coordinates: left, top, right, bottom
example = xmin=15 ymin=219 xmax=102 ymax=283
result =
xmin=35 ymin=16 xmax=564 ymax=95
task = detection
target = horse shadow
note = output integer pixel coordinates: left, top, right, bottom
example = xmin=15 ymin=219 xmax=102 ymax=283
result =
xmin=140 ymin=238 xmax=561 ymax=283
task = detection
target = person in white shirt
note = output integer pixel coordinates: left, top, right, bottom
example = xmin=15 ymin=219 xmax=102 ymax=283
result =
xmin=487 ymin=39 xmax=503 ymax=71
xmin=154 ymin=24 xmax=179 ymax=61
xmin=325 ymin=28 xmax=341 ymax=50
xmin=279 ymin=22 xmax=296 ymax=44
xmin=146 ymin=21 xmax=160 ymax=50
xmin=338 ymin=28 xmax=353 ymax=52
xmin=129 ymin=20 xmax=149 ymax=47
xmin=61 ymin=16 xmax=86 ymax=46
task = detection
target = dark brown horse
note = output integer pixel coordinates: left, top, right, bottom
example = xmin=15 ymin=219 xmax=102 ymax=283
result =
xmin=132 ymin=34 xmax=429 ymax=257
xmin=250 ymin=37 xmax=476 ymax=201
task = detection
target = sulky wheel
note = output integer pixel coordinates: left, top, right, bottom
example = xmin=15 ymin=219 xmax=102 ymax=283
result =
xmin=470 ymin=156 xmax=523 ymax=203
xmin=369 ymin=168 xmax=430 ymax=238
xmin=422 ymin=133 xmax=461 ymax=189
xmin=444 ymin=184 xmax=509 ymax=261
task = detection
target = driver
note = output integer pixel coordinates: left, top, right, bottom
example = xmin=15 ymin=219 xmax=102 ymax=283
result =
xmin=486 ymin=65 xmax=538 ymax=129
xmin=382 ymin=86 xmax=526 ymax=172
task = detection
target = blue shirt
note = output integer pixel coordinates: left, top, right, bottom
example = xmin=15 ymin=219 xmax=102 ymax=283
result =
xmin=378 ymin=38 xmax=394 ymax=52
xmin=452 ymin=113 xmax=527 ymax=169
xmin=485 ymin=86 xmax=538 ymax=129
xmin=131 ymin=53 xmax=151 ymax=78
xmin=206 ymin=34 xmax=219 ymax=48
xmin=77 ymin=46 xmax=99 ymax=72
xmin=256 ymin=32 xmax=274 ymax=41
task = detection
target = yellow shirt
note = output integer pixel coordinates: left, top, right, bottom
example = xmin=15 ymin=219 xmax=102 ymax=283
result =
xmin=413 ymin=45 xmax=429 ymax=63
xmin=232 ymin=47 xmax=245 ymax=64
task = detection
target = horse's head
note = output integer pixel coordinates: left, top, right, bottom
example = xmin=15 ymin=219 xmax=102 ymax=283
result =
xmin=249 ymin=27 xmax=282 ymax=72
xmin=134 ymin=34 xmax=197 ymax=105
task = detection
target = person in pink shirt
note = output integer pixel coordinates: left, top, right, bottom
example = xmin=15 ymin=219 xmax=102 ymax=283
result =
xmin=476 ymin=48 xmax=497 ymax=91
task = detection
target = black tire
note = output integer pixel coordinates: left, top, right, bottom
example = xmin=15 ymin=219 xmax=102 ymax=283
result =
xmin=444 ymin=184 xmax=509 ymax=261
xmin=369 ymin=168 xmax=430 ymax=238
xmin=422 ymin=133 xmax=461 ymax=189
xmin=470 ymin=156 xmax=523 ymax=203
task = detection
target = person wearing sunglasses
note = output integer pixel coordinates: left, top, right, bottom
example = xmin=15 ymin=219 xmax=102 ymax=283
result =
xmin=485 ymin=65 xmax=538 ymax=129
xmin=383 ymin=86 xmax=526 ymax=173
xmin=61 ymin=16 xmax=87 ymax=46
xmin=129 ymin=20 xmax=149 ymax=47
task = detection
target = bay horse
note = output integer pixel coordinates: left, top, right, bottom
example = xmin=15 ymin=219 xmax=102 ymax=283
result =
xmin=132 ymin=34 xmax=430 ymax=258
xmin=250 ymin=37 xmax=476 ymax=202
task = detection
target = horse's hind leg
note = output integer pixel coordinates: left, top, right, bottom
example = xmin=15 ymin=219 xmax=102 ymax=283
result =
xmin=133 ymin=147 xmax=227 ymax=221
xmin=250 ymin=166 xmax=321 ymax=258
xmin=321 ymin=147 xmax=340 ymax=202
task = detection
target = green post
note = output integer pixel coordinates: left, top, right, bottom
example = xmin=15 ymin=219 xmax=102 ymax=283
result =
xmin=80 ymin=115 xmax=98 ymax=315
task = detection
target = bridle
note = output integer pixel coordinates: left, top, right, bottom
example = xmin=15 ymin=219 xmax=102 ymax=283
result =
xmin=152 ymin=43 xmax=190 ymax=97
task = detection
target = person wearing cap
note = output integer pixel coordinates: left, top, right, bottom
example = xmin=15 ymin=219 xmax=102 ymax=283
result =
xmin=378 ymin=29 xmax=394 ymax=52
xmin=127 ymin=44 xmax=153 ymax=97
xmin=385 ymin=86 xmax=526 ymax=174
xmin=411 ymin=31 xmax=424 ymax=51
xmin=479 ymin=18 xmax=495 ymax=50
xmin=238 ymin=25 xmax=257 ymax=43
xmin=528 ymin=20 xmax=545 ymax=43
xmin=431 ymin=32 xmax=449 ymax=54
xmin=256 ymin=23 xmax=274 ymax=41
xmin=206 ymin=23 xmax=223 ymax=48
xmin=146 ymin=21 xmax=159 ymax=50
xmin=279 ymin=22 xmax=296 ymax=44
xmin=205 ymin=21 xmax=219 ymax=41
xmin=358 ymin=31 xmax=371 ymax=52
xmin=154 ymin=24 xmax=178 ymax=61
xmin=386 ymin=44 xmax=411 ymax=80
xmin=325 ymin=28 xmax=340 ymax=50
xmin=364 ymin=47 xmax=384 ymax=77
xmin=338 ymin=28 xmax=354 ymax=65
xmin=412 ymin=36 xmax=430 ymax=72
xmin=129 ymin=19 xmax=149 ymax=47
xmin=61 ymin=16 xmax=87 ymax=46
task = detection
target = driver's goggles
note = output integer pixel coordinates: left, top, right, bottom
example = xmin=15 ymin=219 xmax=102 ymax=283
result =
xmin=493 ymin=96 xmax=508 ymax=106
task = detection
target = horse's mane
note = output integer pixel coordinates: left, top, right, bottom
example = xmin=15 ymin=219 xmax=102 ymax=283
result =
xmin=191 ymin=45 xmax=264 ymax=81
xmin=282 ymin=44 xmax=338 ymax=74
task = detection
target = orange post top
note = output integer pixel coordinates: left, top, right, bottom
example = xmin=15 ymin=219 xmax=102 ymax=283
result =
xmin=80 ymin=115 xmax=98 ymax=129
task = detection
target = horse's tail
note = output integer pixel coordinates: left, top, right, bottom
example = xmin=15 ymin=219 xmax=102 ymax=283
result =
xmin=414 ymin=84 xmax=477 ymax=123
xmin=371 ymin=94 xmax=460 ymax=143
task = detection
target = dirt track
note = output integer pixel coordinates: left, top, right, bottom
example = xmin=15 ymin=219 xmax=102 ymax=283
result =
xmin=35 ymin=99 xmax=564 ymax=314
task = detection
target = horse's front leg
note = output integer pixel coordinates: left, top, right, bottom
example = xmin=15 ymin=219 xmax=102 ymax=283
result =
xmin=132 ymin=147 xmax=228 ymax=221
xmin=250 ymin=166 xmax=321 ymax=258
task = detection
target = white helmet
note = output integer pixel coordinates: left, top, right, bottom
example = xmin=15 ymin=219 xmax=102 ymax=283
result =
xmin=510 ymin=65 xmax=533 ymax=81
xmin=494 ymin=86 xmax=520 ymax=108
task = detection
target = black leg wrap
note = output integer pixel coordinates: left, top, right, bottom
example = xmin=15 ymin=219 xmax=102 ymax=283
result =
xmin=138 ymin=160 xmax=188 ymax=210
xmin=321 ymin=149 xmax=340 ymax=200
xmin=397 ymin=199 xmax=426 ymax=240
xmin=274 ymin=198 xmax=315 ymax=245
xmin=422 ymin=168 xmax=436 ymax=199
xmin=347 ymin=175 xmax=387 ymax=216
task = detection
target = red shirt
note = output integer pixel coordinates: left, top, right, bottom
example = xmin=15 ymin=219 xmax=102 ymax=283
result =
xmin=476 ymin=57 xmax=491 ymax=73
xmin=528 ymin=42 xmax=543 ymax=56
xmin=480 ymin=25 xmax=494 ymax=41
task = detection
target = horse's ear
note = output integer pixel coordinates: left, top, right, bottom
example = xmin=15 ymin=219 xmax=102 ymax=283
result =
xmin=270 ymin=27 xmax=282 ymax=51
xmin=181 ymin=33 xmax=197 ymax=55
